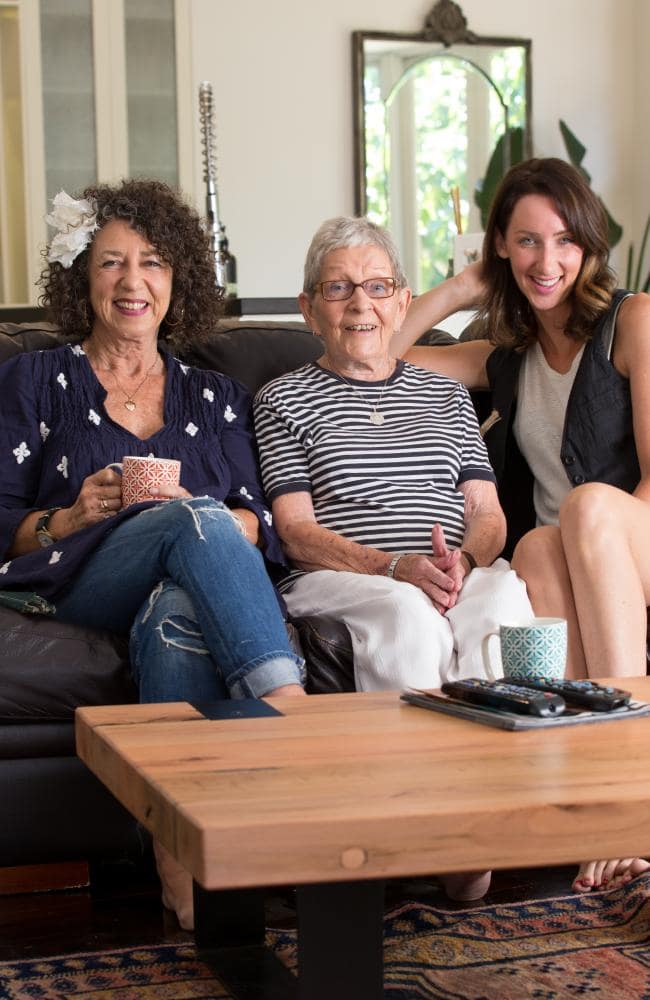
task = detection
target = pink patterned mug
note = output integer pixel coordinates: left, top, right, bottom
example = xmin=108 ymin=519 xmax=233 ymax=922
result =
xmin=107 ymin=456 xmax=181 ymax=507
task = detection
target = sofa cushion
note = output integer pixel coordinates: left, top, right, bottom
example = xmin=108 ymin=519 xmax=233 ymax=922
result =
xmin=0 ymin=322 xmax=62 ymax=362
xmin=183 ymin=320 xmax=323 ymax=395
xmin=0 ymin=606 xmax=135 ymax=726
xmin=0 ymin=319 xmax=323 ymax=397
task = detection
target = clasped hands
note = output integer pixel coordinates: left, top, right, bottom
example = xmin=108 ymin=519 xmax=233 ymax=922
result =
xmin=391 ymin=524 xmax=468 ymax=614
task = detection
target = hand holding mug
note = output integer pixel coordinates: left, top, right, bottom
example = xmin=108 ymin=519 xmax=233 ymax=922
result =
xmin=53 ymin=467 xmax=123 ymax=536
xmin=106 ymin=456 xmax=182 ymax=507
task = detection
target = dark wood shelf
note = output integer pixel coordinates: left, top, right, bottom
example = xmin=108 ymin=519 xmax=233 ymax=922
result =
xmin=223 ymin=297 xmax=300 ymax=316
xmin=1 ymin=299 xmax=301 ymax=325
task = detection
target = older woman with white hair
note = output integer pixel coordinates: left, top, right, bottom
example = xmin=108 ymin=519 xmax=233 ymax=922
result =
xmin=254 ymin=216 xmax=534 ymax=902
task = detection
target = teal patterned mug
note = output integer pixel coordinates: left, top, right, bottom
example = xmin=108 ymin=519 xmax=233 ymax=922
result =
xmin=483 ymin=617 xmax=567 ymax=681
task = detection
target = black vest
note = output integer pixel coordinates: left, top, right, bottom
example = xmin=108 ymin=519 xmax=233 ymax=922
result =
xmin=484 ymin=290 xmax=638 ymax=558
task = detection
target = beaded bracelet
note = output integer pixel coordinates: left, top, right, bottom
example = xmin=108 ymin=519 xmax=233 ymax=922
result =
xmin=461 ymin=549 xmax=477 ymax=571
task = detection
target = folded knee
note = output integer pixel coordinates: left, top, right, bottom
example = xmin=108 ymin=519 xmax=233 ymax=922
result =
xmin=559 ymin=482 xmax=618 ymax=536
xmin=512 ymin=526 xmax=562 ymax=578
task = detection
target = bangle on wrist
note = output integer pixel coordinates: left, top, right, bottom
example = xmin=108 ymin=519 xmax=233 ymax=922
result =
xmin=385 ymin=553 xmax=404 ymax=578
xmin=461 ymin=549 xmax=477 ymax=571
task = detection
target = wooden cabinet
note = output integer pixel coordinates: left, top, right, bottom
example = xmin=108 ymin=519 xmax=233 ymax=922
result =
xmin=0 ymin=0 xmax=193 ymax=304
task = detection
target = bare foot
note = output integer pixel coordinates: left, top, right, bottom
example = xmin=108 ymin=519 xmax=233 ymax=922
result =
xmin=266 ymin=683 xmax=306 ymax=696
xmin=154 ymin=840 xmax=194 ymax=930
xmin=440 ymin=870 xmax=492 ymax=902
xmin=572 ymin=857 xmax=650 ymax=893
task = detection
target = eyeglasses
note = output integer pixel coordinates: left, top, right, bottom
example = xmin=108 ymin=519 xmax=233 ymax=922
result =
xmin=317 ymin=277 xmax=397 ymax=301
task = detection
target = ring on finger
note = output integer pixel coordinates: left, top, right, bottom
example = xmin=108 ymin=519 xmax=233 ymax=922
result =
xmin=100 ymin=498 xmax=108 ymax=511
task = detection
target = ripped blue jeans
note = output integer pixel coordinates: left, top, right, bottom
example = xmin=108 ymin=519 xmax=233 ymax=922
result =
xmin=54 ymin=498 xmax=304 ymax=700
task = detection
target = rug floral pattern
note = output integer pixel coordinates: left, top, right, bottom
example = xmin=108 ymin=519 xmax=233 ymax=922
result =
xmin=2 ymin=875 xmax=650 ymax=999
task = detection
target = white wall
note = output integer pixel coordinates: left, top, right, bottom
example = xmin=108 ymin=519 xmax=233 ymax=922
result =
xmin=189 ymin=0 xmax=646 ymax=297
xmin=634 ymin=0 xmax=650 ymax=287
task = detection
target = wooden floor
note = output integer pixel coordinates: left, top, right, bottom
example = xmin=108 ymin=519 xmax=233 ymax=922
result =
xmin=0 ymin=855 xmax=579 ymax=963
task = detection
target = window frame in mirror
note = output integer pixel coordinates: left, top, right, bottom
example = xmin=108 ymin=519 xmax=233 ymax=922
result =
xmin=352 ymin=2 xmax=532 ymax=292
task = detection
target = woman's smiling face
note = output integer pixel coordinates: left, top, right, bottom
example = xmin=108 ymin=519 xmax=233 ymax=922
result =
xmin=496 ymin=193 xmax=584 ymax=321
xmin=88 ymin=219 xmax=173 ymax=342
xmin=299 ymin=244 xmax=411 ymax=374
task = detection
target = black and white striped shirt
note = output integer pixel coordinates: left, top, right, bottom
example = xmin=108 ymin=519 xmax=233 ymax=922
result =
xmin=254 ymin=360 xmax=495 ymax=560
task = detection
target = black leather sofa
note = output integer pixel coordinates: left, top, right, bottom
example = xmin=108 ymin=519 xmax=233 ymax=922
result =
xmin=3 ymin=316 xmax=647 ymax=869
xmin=0 ymin=318 xmax=360 ymax=868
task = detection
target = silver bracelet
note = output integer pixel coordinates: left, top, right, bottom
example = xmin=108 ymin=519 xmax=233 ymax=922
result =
xmin=385 ymin=553 xmax=404 ymax=578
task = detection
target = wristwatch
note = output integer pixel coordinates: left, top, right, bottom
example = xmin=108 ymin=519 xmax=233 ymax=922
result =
xmin=35 ymin=507 xmax=61 ymax=547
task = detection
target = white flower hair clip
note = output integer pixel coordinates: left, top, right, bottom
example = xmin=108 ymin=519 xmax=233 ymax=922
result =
xmin=45 ymin=190 xmax=98 ymax=268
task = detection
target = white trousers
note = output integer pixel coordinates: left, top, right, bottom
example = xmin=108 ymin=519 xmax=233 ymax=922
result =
xmin=284 ymin=559 xmax=534 ymax=692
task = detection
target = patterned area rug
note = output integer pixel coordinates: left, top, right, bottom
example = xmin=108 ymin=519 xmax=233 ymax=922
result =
xmin=2 ymin=876 xmax=650 ymax=999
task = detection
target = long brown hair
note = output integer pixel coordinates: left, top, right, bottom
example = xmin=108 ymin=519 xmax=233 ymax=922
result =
xmin=480 ymin=158 xmax=616 ymax=349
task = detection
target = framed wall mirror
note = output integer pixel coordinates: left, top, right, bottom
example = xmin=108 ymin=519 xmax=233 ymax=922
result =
xmin=352 ymin=1 xmax=532 ymax=294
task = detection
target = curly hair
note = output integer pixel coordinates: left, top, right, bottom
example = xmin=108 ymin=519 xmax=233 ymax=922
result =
xmin=480 ymin=158 xmax=616 ymax=350
xmin=38 ymin=178 xmax=223 ymax=350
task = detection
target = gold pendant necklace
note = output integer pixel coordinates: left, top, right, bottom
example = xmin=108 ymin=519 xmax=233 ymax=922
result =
xmin=108 ymin=355 xmax=160 ymax=411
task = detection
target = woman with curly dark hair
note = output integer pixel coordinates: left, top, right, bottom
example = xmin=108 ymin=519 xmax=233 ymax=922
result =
xmin=0 ymin=179 xmax=304 ymax=929
xmin=391 ymin=157 xmax=650 ymax=894
xmin=39 ymin=179 xmax=223 ymax=349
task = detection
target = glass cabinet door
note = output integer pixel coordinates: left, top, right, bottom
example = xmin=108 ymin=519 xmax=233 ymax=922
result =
xmin=1 ymin=0 xmax=189 ymax=305
xmin=124 ymin=0 xmax=178 ymax=186
xmin=0 ymin=4 xmax=29 ymax=302
xmin=40 ymin=0 xmax=96 ymax=207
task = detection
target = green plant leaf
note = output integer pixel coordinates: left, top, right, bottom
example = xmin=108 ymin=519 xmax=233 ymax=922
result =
xmin=474 ymin=126 xmax=525 ymax=229
xmin=559 ymin=121 xmax=623 ymax=249
xmin=603 ymin=202 xmax=623 ymax=250
xmin=559 ymin=119 xmax=590 ymax=182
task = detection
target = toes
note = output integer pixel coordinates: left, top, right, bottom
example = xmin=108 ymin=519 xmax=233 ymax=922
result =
xmin=575 ymin=858 xmax=650 ymax=895
xmin=611 ymin=857 xmax=650 ymax=886
xmin=573 ymin=861 xmax=596 ymax=893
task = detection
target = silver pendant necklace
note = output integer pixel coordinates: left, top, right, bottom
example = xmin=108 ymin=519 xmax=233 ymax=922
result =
xmin=336 ymin=363 xmax=393 ymax=426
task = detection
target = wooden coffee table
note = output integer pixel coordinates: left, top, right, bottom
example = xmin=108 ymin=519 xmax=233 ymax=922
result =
xmin=76 ymin=681 xmax=650 ymax=999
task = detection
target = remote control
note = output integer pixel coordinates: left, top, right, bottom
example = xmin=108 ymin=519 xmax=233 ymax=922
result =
xmin=440 ymin=678 xmax=565 ymax=717
xmin=509 ymin=677 xmax=631 ymax=712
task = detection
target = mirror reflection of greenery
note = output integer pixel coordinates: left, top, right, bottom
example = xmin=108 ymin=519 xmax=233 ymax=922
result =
xmin=364 ymin=50 xmax=525 ymax=289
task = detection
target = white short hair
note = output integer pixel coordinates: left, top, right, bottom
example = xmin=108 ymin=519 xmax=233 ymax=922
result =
xmin=303 ymin=216 xmax=407 ymax=293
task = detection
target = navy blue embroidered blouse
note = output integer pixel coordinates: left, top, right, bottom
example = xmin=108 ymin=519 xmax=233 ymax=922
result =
xmin=0 ymin=344 xmax=284 ymax=598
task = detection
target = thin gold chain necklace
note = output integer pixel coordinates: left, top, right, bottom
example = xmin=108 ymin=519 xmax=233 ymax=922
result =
xmin=87 ymin=349 xmax=161 ymax=412
xmin=108 ymin=355 xmax=160 ymax=411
